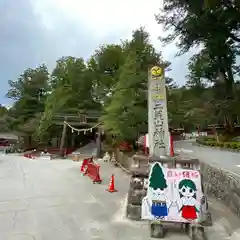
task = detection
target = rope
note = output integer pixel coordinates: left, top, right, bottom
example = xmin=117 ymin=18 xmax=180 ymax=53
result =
xmin=64 ymin=121 xmax=101 ymax=133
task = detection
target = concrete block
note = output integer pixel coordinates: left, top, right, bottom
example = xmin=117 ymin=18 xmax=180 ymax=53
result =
xmin=126 ymin=204 xmax=141 ymax=221
xmin=127 ymin=189 xmax=147 ymax=205
xmin=130 ymin=177 xmax=144 ymax=190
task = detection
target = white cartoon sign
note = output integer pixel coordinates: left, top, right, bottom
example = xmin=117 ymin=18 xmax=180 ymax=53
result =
xmin=141 ymin=162 xmax=205 ymax=223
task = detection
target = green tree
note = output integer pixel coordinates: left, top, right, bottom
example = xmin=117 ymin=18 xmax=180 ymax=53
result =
xmin=101 ymin=50 xmax=147 ymax=140
xmin=36 ymin=56 xmax=99 ymax=140
xmin=149 ymin=163 xmax=167 ymax=190
xmin=101 ymin=28 xmax=175 ymax=141
xmin=156 ymin=0 xmax=240 ymax=132
xmin=87 ymin=44 xmax=125 ymax=107
xmin=186 ymin=48 xmax=240 ymax=130
xmin=6 ymin=65 xmax=50 ymax=135
xmin=0 ymin=105 xmax=12 ymax=132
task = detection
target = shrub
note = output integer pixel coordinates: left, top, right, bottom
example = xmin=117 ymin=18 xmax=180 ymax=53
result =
xmin=217 ymin=142 xmax=224 ymax=148
xmin=204 ymin=136 xmax=215 ymax=141
xmin=229 ymin=142 xmax=236 ymax=149
xmin=204 ymin=140 xmax=216 ymax=147
xmin=118 ymin=141 xmax=133 ymax=152
xmin=223 ymin=142 xmax=230 ymax=148
xmin=228 ymin=142 xmax=240 ymax=150
xmin=196 ymin=137 xmax=205 ymax=144
xmin=196 ymin=137 xmax=240 ymax=151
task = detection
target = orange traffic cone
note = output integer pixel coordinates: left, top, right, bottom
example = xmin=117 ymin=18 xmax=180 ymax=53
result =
xmin=107 ymin=174 xmax=118 ymax=193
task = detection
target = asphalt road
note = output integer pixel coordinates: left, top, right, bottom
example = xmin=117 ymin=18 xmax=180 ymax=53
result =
xmin=175 ymin=140 xmax=240 ymax=176
xmin=0 ymin=154 xmax=239 ymax=239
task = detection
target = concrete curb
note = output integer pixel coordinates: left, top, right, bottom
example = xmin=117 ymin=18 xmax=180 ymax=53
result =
xmin=113 ymin=161 xmax=132 ymax=175
xmin=181 ymin=148 xmax=240 ymax=178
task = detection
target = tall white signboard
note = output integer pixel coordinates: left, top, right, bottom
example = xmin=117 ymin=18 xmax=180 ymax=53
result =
xmin=148 ymin=66 xmax=170 ymax=157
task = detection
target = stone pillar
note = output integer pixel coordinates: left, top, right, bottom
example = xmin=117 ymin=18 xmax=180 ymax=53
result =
xmin=148 ymin=66 xmax=170 ymax=157
xmin=71 ymin=133 xmax=75 ymax=148
xmin=96 ymin=128 xmax=101 ymax=158
xmin=59 ymin=117 xmax=67 ymax=158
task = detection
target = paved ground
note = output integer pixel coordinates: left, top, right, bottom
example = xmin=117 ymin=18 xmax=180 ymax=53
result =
xmin=175 ymin=140 xmax=240 ymax=176
xmin=72 ymin=141 xmax=97 ymax=156
xmin=0 ymin=154 xmax=239 ymax=239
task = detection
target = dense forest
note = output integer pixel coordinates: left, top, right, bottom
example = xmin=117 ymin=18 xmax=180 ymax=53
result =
xmin=1 ymin=0 xmax=240 ymax=144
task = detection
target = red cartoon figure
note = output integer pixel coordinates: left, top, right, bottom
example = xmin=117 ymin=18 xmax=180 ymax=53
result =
xmin=178 ymin=179 xmax=199 ymax=220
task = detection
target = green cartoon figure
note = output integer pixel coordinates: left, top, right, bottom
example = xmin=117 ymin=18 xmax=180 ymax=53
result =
xmin=149 ymin=163 xmax=168 ymax=218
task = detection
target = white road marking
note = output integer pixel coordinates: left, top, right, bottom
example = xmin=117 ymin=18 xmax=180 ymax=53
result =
xmin=236 ymin=165 xmax=240 ymax=168
xmin=175 ymin=148 xmax=193 ymax=153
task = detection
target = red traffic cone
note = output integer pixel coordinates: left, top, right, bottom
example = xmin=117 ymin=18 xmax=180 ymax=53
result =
xmin=107 ymin=174 xmax=118 ymax=193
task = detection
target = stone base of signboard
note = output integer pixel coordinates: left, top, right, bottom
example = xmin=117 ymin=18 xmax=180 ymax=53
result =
xmin=128 ymin=189 xmax=146 ymax=205
xmin=201 ymin=211 xmax=213 ymax=227
xmin=126 ymin=205 xmax=142 ymax=221
xmin=126 ymin=173 xmax=148 ymax=220
xmin=187 ymin=224 xmax=206 ymax=240
xmin=149 ymin=221 xmax=206 ymax=239
xmin=150 ymin=221 xmax=165 ymax=238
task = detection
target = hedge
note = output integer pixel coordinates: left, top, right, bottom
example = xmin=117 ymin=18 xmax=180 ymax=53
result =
xmin=196 ymin=137 xmax=240 ymax=150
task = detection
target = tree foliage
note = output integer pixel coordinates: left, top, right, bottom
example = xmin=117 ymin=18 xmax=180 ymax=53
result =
xmin=156 ymin=0 xmax=240 ymax=132
xmin=4 ymin=14 xmax=240 ymax=147
xmin=101 ymin=29 xmax=170 ymax=141
xmin=6 ymin=65 xmax=49 ymax=134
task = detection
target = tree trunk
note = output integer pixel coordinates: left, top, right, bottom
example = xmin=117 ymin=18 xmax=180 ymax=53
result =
xmin=219 ymin=55 xmax=235 ymax=134
xmin=225 ymin=61 xmax=234 ymax=99
xmin=224 ymin=116 xmax=233 ymax=133
xmin=212 ymin=125 xmax=219 ymax=142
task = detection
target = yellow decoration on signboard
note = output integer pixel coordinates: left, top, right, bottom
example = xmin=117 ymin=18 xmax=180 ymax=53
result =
xmin=151 ymin=66 xmax=163 ymax=78
xmin=152 ymin=94 xmax=164 ymax=100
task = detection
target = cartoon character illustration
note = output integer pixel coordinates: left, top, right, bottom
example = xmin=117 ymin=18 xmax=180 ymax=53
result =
xmin=149 ymin=163 xmax=169 ymax=219
xmin=178 ymin=179 xmax=199 ymax=220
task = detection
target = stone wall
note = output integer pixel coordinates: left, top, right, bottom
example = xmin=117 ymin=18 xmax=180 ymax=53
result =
xmin=115 ymin=150 xmax=133 ymax=170
xmin=115 ymin=150 xmax=148 ymax=170
xmin=200 ymin=163 xmax=240 ymax=218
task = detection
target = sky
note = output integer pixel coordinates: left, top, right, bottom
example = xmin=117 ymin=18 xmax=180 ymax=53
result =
xmin=0 ymin=0 xmax=196 ymax=107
